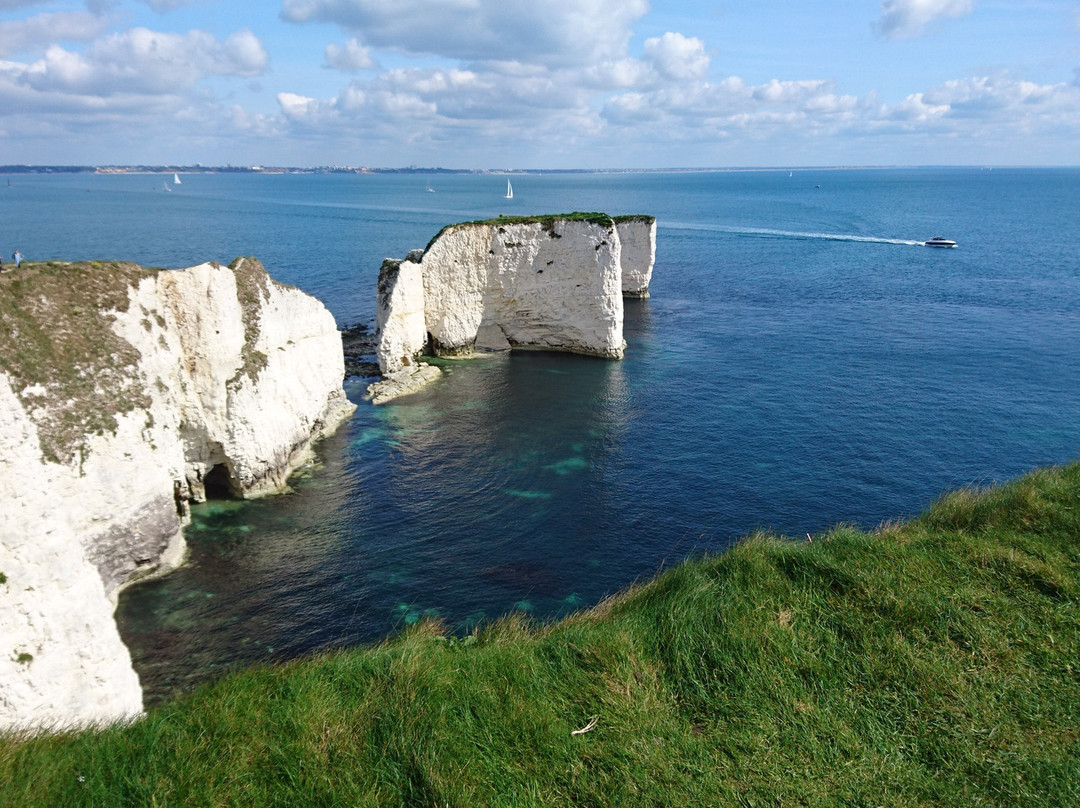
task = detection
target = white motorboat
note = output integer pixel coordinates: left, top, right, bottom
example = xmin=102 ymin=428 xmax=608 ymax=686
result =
xmin=924 ymin=237 xmax=957 ymax=248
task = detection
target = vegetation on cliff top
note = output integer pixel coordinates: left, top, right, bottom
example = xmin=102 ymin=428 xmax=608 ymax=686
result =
xmin=423 ymin=212 xmax=626 ymax=252
xmin=2 ymin=461 xmax=1078 ymax=806
xmin=0 ymin=261 xmax=158 ymax=465
xmin=0 ymin=258 xmax=284 ymax=465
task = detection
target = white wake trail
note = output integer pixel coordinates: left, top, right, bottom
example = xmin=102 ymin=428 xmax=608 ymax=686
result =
xmin=663 ymin=221 xmax=923 ymax=246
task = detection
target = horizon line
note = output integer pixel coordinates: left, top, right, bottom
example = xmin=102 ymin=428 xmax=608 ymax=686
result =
xmin=2 ymin=163 xmax=1078 ymax=175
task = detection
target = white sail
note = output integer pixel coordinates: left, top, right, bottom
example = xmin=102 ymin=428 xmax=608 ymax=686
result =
xmin=173 ymin=173 xmax=181 ymax=185
xmin=504 ymin=179 xmax=513 ymax=199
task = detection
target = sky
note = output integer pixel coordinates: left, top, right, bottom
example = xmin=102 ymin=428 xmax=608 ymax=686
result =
xmin=1 ymin=0 xmax=1078 ymax=168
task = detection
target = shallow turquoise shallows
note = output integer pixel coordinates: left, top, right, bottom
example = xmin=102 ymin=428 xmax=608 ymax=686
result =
xmin=4 ymin=168 xmax=1079 ymax=703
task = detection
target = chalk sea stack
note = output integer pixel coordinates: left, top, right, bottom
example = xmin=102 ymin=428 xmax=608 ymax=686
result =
xmin=369 ymin=213 xmax=656 ymax=402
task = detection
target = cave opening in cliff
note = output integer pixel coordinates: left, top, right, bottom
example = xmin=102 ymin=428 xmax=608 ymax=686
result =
xmin=202 ymin=463 xmax=237 ymax=500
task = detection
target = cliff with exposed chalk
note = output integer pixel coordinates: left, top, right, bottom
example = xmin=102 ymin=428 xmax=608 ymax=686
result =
xmin=371 ymin=213 xmax=656 ymax=400
xmin=0 ymin=258 xmax=354 ymax=731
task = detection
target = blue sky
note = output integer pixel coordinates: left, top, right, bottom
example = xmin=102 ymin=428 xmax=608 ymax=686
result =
xmin=1 ymin=0 xmax=1078 ymax=168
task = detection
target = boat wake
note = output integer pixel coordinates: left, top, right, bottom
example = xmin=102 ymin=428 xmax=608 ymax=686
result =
xmin=664 ymin=221 xmax=923 ymax=247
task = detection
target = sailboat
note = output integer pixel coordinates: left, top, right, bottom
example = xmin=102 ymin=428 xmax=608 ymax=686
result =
xmin=504 ymin=179 xmax=513 ymax=199
xmin=173 ymin=173 xmax=181 ymax=185
xmin=425 ymin=181 xmax=435 ymax=193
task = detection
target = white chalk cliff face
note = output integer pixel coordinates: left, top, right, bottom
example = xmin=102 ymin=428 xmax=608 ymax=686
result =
xmin=374 ymin=214 xmax=656 ymax=380
xmin=615 ymin=216 xmax=657 ymax=298
xmin=0 ymin=258 xmax=354 ymax=731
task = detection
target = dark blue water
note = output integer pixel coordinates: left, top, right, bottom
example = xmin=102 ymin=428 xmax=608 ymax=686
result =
xmin=4 ymin=168 xmax=1079 ymax=702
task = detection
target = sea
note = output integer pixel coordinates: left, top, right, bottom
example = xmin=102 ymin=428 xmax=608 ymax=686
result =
xmin=4 ymin=167 xmax=1079 ymax=704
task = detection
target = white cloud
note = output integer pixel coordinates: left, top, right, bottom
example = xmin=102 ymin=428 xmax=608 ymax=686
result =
xmin=582 ymin=58 xmax=654 ymax=90
xmin=20 ymin=28 xmax=269 ymax=95
xmin=281 ymin=62 xmax=589 ymax=130
xmin=594 ymin=67 xmax=1080 ymax=160
xmin=0 ymin=11 xmax=113 ymax=58
xmin=642 ymin=33 xmax=710 ymax=82
xmin=277 ymin=91 xmax=329 ymax=123
xmin=602 ymin=76 xmax=861 ymax=134
xmin=878 ymin=0 xmax=976 ymax=39
xmin=325 ymin=38 xmax=374 ymax=71
xmin=281 ymin=0 xmax=649 ymax=67
xmin=882 ymin=92 xmax=950 ymax=123
xmin=921 ymin=74 xmax=1080 ymax=124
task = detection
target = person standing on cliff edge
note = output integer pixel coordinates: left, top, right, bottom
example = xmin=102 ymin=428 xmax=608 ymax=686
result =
xmin=12 ymin=250 xmax=21 ymax=267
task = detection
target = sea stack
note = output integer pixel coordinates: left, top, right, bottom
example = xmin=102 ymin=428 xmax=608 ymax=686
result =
xmin=370 ymin=213 xmax=656 ymax=401
xmin=0 ymin=258 xmax=355 ymax=731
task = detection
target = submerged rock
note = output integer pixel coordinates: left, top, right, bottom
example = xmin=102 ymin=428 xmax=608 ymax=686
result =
xmin=364 ymin=362 xmax=442 ymax=404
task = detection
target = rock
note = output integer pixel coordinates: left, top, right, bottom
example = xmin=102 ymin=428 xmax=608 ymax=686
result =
xmin=340 ymin=322 xmax=380 ymax=378
xmin=364 ymin=362 xmax=443 ymax=405
xmin=374 ymin=213 xmax=657 ymax=388
xmin=615 ymin=215 xmax=657 ymax=298
xmin=0 ymin=258 xmax=355 ymax=731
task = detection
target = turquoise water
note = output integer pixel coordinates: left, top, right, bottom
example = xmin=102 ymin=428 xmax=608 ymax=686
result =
xmin=4 ymin=168 xmax=1079 ymax=703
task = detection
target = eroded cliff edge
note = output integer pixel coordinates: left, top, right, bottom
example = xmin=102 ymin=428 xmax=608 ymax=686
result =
xmin=0 ymin=258 xmax=355 ymax=731
xmin=370 ymin=213 xmax=655 ymax=402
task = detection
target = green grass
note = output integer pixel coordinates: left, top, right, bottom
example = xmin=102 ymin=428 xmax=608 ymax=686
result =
xmin=0 ymin=257 xmax=280 ymax=465
xmin=2 ymin=462 xmax=1078 ymax=806
xmin=423 ymin=212 xmax=621 ymax=252
xmin=611 ymin=214 xmax=656 ymax=225
xmin=0 ymin=260 xmax=157 ymax=464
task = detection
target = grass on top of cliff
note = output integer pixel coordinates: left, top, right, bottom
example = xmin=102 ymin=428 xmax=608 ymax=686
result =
xmin=0 ymin=261 xmax=159 ymax=465
xmin=424 ymin=212 xmax=619 ymax=252
xmin=2 ymin=462 xmax=1079 ymax=807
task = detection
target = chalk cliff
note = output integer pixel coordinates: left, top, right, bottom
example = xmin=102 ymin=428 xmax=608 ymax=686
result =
xmin=372 ymin=213 xmax=656 ymax=392
xmin=615 ymin=215 xmax=657 ymax=298
xmin=0 ymin=258 xmax=354 ymax=731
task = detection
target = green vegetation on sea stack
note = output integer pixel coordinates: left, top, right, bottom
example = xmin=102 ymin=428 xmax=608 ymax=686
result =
xmin=424 ymin=212 xmax=623 ymax=252
xmin=2 ymin=462 xmax=1078 ymax=806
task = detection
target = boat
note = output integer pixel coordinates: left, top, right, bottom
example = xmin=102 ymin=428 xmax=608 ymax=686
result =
xmin=425 ymin=181 xmax=435 ymax=193
xmin=924 ymin=236 xmax=957 ymax=248
xmin=173 ymin=173 xmax=181 ymax=185
xmin=504 ymin=179 xmax=513 ymax=199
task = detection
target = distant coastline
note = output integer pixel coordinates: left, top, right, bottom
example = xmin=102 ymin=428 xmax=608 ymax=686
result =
xmin=0 ymin=164 xmax=1061 ymax=177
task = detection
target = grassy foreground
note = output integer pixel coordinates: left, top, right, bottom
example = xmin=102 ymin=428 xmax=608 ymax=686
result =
xmin=2 ymin=464 xmax=1078 ymax=806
